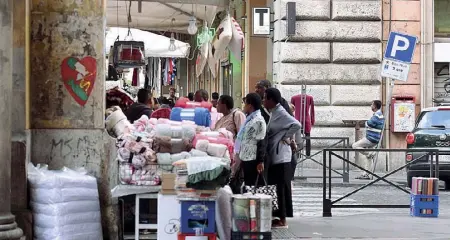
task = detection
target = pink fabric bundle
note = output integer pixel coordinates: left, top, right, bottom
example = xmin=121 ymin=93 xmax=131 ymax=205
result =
xmin=175 ymin=97 xmax=213 ymax=111
xmin=192 ymin=134 xmax=234 ymax=160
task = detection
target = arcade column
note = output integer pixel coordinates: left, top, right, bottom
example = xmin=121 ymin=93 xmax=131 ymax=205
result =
xmin=0 ymin=0 xmax=24 ymax=239
xmin=30 ymin=1 xmax=118 ymax=239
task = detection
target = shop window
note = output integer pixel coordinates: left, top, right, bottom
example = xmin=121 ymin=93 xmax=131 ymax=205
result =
xmin=433 ymin=63 xmax=450 ymax=105
xmin=435 ymin=0 xmax=450 ymax=37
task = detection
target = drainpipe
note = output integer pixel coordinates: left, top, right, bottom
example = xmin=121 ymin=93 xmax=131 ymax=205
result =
xmin=420 ymin=0 xmax=435 ymax=108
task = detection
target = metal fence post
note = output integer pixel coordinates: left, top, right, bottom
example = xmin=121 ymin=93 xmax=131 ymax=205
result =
xmin=322 ymin=149 xmax=332 ymax=217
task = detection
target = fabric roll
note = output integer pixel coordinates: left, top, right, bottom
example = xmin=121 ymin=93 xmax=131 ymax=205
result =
xmin=170 ymin=107 xmax=211 ymax=127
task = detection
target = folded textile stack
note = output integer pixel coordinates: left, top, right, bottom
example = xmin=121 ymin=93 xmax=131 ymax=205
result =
xmin=115 ymin=115 xmax=210 ymax=186
xmin=28 ymin=164 xmax=103 ymax=240
xmin=173 ymin=156 xmax=231 ymax=191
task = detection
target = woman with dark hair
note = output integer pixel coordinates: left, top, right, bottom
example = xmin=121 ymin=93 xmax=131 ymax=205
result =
xmin=187 ymin=92 xmax=194 ymax=101
xmin=214 ymin=95 xmax=246 ymax=138
xmin=234 ymin=93 xmax=267 ymax=186
xmin=264 ymin=88 xmax=301 ymax=228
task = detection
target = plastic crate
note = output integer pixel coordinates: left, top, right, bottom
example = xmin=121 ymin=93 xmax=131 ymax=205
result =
xmin=231 ymin=232 xmax=272 ymax=240
xmin=178 ymin=233 xmax=217 ymax=240
xmin=410 ymin=194 xmax=439 ymax=218
xmin=180 ymin=200 xmax=216 ymax=234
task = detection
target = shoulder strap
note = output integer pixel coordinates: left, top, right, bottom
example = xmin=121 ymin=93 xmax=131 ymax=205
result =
xmin=232 ymin=110 xmax=237 ymax=133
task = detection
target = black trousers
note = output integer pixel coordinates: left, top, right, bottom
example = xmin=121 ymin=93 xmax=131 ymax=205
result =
xmin=303 ymin=132 xmax=311 ymax=156
xmin=268 ymin=162 xmax=293 ymax=218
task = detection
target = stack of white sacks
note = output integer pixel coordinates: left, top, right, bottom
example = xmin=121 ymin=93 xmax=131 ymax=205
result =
xmin=28 ymin=163 xmax=103 ymax=240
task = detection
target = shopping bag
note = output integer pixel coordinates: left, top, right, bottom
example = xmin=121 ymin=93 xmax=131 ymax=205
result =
xmin=245 ymin=173 xmax=279 ymax=211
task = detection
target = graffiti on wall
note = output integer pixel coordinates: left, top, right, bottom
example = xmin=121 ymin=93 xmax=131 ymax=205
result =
xmin=49 ymin=135 xmax=101 ymax=169
xmin=61 ymin=56 xmax=97 ymax=106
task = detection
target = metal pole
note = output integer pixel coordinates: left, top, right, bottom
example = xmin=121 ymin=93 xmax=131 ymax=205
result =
xmin=372 ymin=78 xmax=395 ymax=178
xmin=299 ymin=84 xmax=307 ymax=177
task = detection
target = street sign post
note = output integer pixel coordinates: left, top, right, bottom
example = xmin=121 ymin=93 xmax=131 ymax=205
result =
xmin=373 ymin=32 xmax=418 ymax=178
xmin=381 ymin=32 xmax=418 ymax=82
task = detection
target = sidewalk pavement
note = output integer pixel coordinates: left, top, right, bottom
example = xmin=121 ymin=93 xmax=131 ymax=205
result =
xmin=273 ymin=212 xmax=450 ymax=239
xmin=294 ymin=168 xmax=408 ymax=187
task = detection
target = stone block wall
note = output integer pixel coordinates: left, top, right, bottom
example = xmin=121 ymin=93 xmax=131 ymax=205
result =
xmin=273 ymin=0 xmax=384 ymax=170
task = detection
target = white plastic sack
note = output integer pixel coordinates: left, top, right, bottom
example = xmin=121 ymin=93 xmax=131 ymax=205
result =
xmin=30 ymin=187 xmax=99 ymax=204
xmin=28 ymin=163 xmax=103 ymax=240
xmin=34 ymin=222 xmax=102 ymax=240
xmin=208 ymin=42 xmax=218 ymax=78
xmin=28 ymin=164 xmax=98 ymax=190
xmin=229 ymin=17 xmax=245 ymax=60
xmin=105 ymin=109 xmax=132 ymax=137
xmin=33 ymin=211 xmax=101 ymax=228
xmin=196 ymin=42 xmax=209 ymax=77
xmin=216 ymin=186 xmax=233 ymax=240
xmin=31 ymin=200 xmax=100 ymax=216
xmin=211 ymin=14 xmax=232 ymax=62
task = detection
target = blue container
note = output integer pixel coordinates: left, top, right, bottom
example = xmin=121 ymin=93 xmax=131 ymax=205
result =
xmin=410 ymin=194 xmax=439 ymax=218
xmin=180 ymin=200 xmax=216 ymax=234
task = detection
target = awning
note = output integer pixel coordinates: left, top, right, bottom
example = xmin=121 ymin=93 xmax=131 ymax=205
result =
xmin=106 ymin=27 xmax=191 ymax=58
xmin=107 ymin=0 xmax=229 ymax=33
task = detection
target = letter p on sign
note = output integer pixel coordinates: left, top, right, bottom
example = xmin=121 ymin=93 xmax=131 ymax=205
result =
xmin=384 ymin=32 xmax=417 ymax=64
xmin=390 ymin=35 xmax=409 ymax=58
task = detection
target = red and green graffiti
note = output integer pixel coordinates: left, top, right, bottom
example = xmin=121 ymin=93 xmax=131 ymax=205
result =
xmin=61 ymin=56 xmax=97 ymax=106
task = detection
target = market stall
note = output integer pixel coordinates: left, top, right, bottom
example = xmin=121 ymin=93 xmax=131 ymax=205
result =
xmin=105 ymin=97 xmax=273 ymax=240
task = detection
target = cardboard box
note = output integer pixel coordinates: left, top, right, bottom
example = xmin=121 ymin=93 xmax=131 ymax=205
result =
xmin=162 ymin=173 xmax=176 ymax=190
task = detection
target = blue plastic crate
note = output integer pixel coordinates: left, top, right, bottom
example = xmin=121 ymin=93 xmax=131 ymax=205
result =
xmin=410 ymin=194 xmax=439 ymax=218
xmin=180 ymin=200 xmax=216 ymax=234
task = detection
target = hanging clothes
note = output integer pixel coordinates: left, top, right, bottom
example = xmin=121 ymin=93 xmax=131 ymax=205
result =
xmin=291 ymin=94 xmax=315 ymax=156
xmin=131 ymin=68 xmax=139 ymax=86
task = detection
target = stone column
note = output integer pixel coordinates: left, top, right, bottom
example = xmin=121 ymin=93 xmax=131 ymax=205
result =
xmin=421 ymin=0 xmax=434 ymax=108
xmin=0 ymin=0 xmax=24 ymax=239
xmin=30 ymin=1 xmax=119 ymax=239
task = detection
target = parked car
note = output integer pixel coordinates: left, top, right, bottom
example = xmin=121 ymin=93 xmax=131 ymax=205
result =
xmin=406 ymin=106 xmax=450 ymax=189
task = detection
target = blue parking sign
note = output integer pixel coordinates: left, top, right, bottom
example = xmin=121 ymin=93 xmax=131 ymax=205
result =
xmin=384 ymin=32 xmax=417 ymax=63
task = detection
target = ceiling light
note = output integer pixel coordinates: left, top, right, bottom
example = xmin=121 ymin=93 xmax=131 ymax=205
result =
xmin=169 ymin=33 xmax=177 ymax=51
xmin=187 ymin=13 xmax=198 ymax=35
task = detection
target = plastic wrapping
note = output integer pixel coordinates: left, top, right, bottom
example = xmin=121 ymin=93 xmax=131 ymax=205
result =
xmin=105 ymin=109 xmax=133 ymax=137
xmin=28 ymin=163 xmax=103 ymax=240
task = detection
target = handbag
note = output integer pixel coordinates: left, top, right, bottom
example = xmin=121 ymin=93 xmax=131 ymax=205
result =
xmin=245 ymin=173 xmax=279 ymax=211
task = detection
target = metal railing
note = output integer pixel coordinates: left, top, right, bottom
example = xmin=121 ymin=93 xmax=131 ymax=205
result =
xmin=322 ymin=148 xmax=440 ymax=217
xmin=296 ymin=137 xmax=350 ymax=183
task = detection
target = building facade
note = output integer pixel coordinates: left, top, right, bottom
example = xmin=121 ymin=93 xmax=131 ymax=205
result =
xmin=243 ymin=0 xmax=450 ymax=171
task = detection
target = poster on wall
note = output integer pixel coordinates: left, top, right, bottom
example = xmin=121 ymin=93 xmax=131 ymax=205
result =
xmin=393 ymin=102 xmax=415 ymax=132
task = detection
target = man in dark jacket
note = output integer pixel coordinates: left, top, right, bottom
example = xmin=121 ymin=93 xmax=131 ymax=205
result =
xmin=255 ymin=80 xmax=292 ymax=123
xmin=125 ymin=88 xmax=153 ymax=123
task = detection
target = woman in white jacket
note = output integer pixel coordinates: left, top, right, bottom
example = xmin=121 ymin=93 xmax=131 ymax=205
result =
xmin=234 ymin=93 xmax=267 ymax=186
